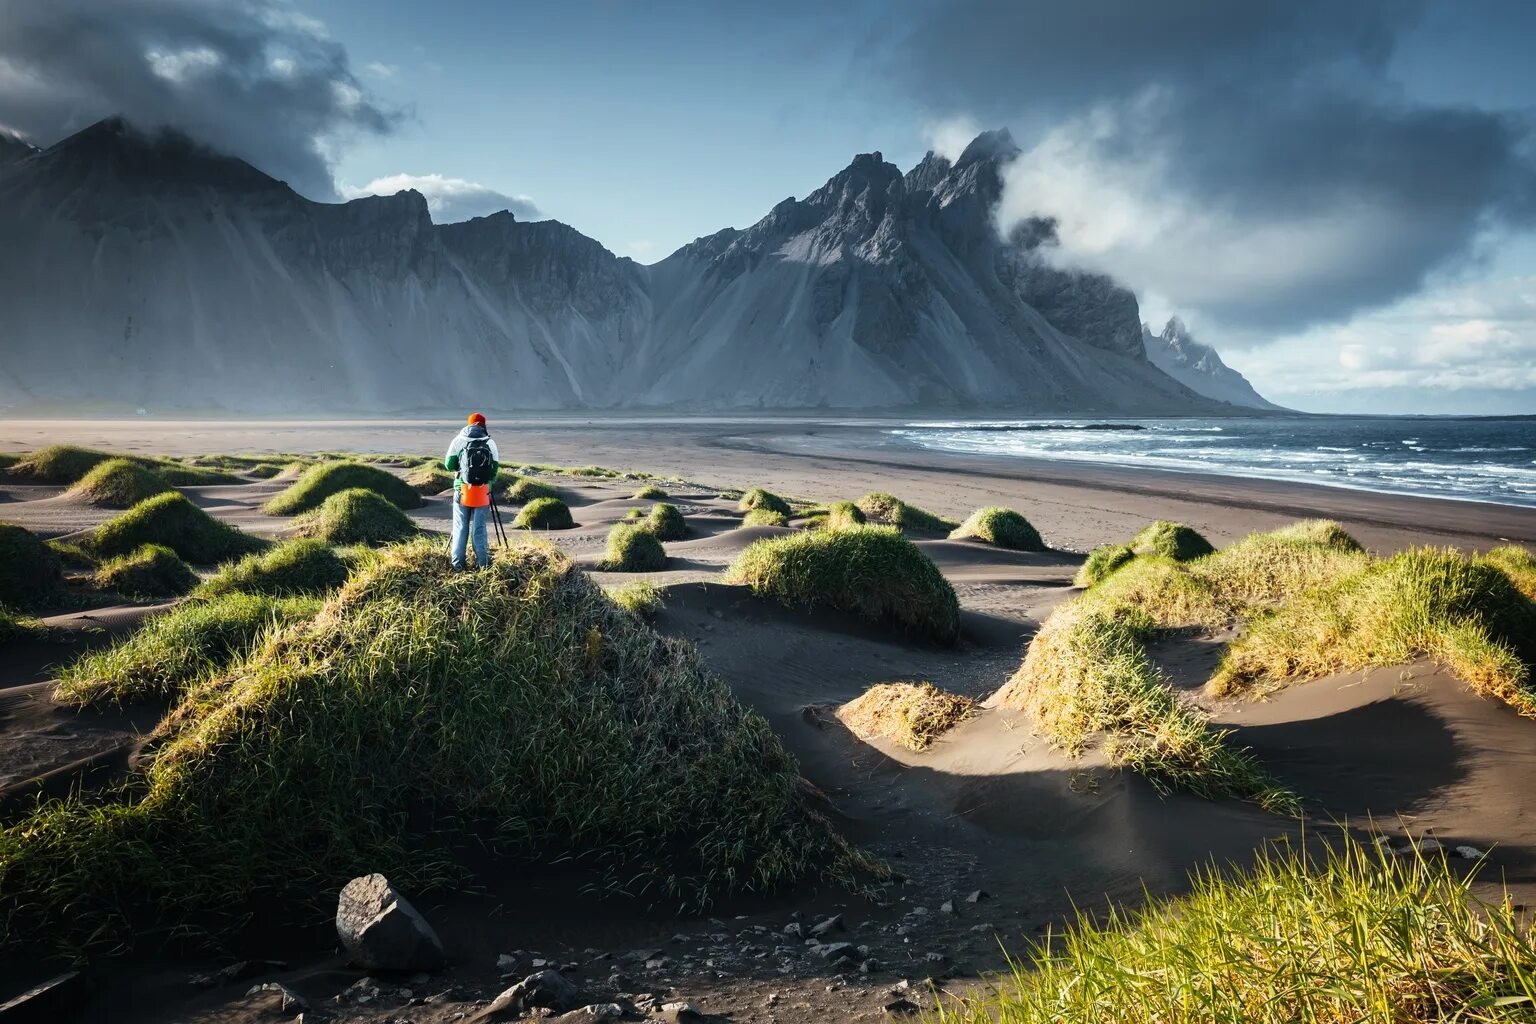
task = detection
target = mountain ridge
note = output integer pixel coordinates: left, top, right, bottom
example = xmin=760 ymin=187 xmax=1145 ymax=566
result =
xmin=0 ymin=117 xmax=1276 ymax=414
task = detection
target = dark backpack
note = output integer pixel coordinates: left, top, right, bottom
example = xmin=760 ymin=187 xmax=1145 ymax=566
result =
xmin=462 ymin=437 xmax=494 ymax=485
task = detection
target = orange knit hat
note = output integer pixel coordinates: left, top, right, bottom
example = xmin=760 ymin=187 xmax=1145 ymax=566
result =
xmin=467 ymin=411 xmax=486 ymax=426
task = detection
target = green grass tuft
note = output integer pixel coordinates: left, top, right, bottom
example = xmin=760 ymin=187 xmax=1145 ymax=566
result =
xmin=738 ymin=488 xmax=792 ymax=517
xmin=601 ymin=523 xmax=668 ymax=572
xmin=67 ymin=459 xmax=174 ymax=508
xmin=7 ymin=541 xmax=863 ymax=951
xmin=642 ymin=502 xmax=688 ymax=541
xmin=726 ymin=526 xmax=960 ymax=644
xmin=92 ymin=544 xmax=198 ymax=599
xmin=1130 ymin=520 xmax=1215 ymax=561
xmin=56 ymin=594 xmax=321 ymax=707
xmin=505 ymin=477 xmax=559 ymax=503
xmin=47 ymin=540 xmax=97 ymax=570
xmin=949 ymin=506 xmax=1045 ymax=551
xmin=741 ymin=508 xmax=788 ymax=528
xmin=1477 ymin=545 xmax=1536 ymax=603
xmin=405 ymin=463 xmax=455 ymax=496
xmin=198 ymin=539 xmax=352 ymax=597
xmin=513 ymin=496 xmax=574 ymax=531
xmin=605 ymin=579 xmax=665 ymax=616
xmin=935 ymin=836 xmax=1536 ymax=1024
xmin=632 ymin=484 xmax=668 ymax=500
xmin=264 ymin=461 xmax=423 ymax=516
xmin=293 ymin=488 xmax=418 ymax=546
xmin=0 ymin=606 xmax=44 ymax=644
xmin=0 ymin=524 xmax=66 ymax=612
xmin=822 ymin=501 xmax=867 ymax=530
xmin=1075 ymin=544 xmax=1137 ymax=587
xmin=855 ymin=492 xmax=958 ymax=537
xmin=92 ymin=493 xmax=267 ymax=565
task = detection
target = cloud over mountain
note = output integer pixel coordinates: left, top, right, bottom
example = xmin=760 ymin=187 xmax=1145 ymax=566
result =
xmin=883 ymin=0 xmax=1536 ymax=337
xmin=0 ymin=0 xmax=397 ymax=199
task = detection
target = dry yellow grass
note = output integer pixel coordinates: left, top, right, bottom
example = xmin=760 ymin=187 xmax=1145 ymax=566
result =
xmin=837 ymin=682 xmax=977 ymax=751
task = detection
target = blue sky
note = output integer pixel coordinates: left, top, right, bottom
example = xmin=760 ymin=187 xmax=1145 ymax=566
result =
xmin=2 ymin=0 xmax=1534 ymax=414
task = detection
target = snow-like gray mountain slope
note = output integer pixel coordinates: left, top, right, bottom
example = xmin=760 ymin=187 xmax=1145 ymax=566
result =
xmin=1142 ymin=318 xmax=1281 ymax=411
xmin=0 ymin=118 xmax=1270 ymax=413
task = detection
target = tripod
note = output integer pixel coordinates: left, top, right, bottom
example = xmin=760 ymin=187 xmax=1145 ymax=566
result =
xmin=488 ymin=495 xmax=510 ymax=549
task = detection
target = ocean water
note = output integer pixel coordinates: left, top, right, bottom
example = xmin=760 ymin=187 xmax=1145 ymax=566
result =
xmin=890 ymin=416 xmax=1536 ymax=508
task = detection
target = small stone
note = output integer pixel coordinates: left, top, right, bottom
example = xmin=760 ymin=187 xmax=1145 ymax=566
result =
xmin=659 ymin=1000 xmax=703 ymax=1022
xmin=859 ymin=958 xmax=880 ymax=974
xmin=1456 ymin=845 xmax=1486 ymax=860
xmin=939 ymin=899 xmax=956 ymax=915
xmin=810 ymin=914 xmax=844 ymax=937
xmin=924 ymin=952 xmax=948 ymax=963
xmin=644 ymin=957 xmax=670 ymax=971
xmin=814 ymin=942 xmax=857 ymax=960
xmin=472 ymin=970 xmax=584 ymax=1021
xmin=552 ymin=1004 xmax=625 ymax=1023
xmin=246 ymin=981 xmax=308 ymax=1014
xmin=964 ymin=890 xmax=990 ymax=903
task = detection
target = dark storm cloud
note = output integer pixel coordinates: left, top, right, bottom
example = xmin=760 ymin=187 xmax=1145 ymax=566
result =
xmin=0 ymin=0 xmax=399 ymax=199
xmin=882 ymin=0 xmax=1536 ymax=333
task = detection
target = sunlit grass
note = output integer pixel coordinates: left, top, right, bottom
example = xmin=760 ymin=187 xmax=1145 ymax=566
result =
xmin=933 ymin=836 xmax=1536 ymax=1024
xmin=838 ymin=682 xmax=977 ymax=751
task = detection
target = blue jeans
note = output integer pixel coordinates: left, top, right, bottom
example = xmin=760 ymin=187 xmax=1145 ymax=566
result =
xmin=450 ymin=500 xmax=489 ymax=569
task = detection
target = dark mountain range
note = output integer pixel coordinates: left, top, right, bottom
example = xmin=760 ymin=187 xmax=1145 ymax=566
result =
xmin=0 ymin=118 xmax=1273 ymax=413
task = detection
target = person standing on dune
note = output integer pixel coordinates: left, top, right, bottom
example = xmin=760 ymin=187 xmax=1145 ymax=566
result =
xmin=443 ymin=412 xmax=500 ymax=570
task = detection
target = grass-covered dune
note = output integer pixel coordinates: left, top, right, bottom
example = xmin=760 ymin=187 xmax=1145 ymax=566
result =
xmin=1130 ymin=519 xmax=1215 ymax=561
xmin=601 ymin=523 xmax=668 ymax=572
xmin=513 ymin=496 xmax=575 ymax=530
xmin=949 ymin=507 xmax=1045 ymax=551
xmin=641 ymin=502 xmax=687 ymax=541
xmin=838 ymin=682 xmax=977 ymax=751
xmin=855 ymin=492 xmax=958 ymax=537
xmin=726 ymin=526 xmax=960 ymax=644
xmin=4 ymin=542 xmax=861 ymax=951
xmin=293 ymin=488 xmax=418 ymax=546
xmin=92 ymin=492 xmax=267 ymax=564
xmin=505 ymin=476 xmax=559 ymax=503
xmin=198 ymin=539 xmax=355 ymax=598
xmin=57 ymin=593 xmax=321 ymax=707
xmin=264 ymin=461 xmax=423 ymax=516
xmin=738 ymin=487 xmax=792 ymax=517
xmin=935 ymin=837 xmax=1536 ymax=1024
xmin=0 ymin=524 xmax=66 ymax=611
xmin=8 ymin=445 xmax=237 ymax=487
xmin=997 ymin=521 xmax=1536 ymax=810
xmin=92 ymin=544 xmax=198 ymax=599
xmin=66 ymin=458 xmax=175 ymax=508
xmin=405 ymin=462 xmax=455 ymax=496
xmin=741 ymin=508 xmax=788 ymax=528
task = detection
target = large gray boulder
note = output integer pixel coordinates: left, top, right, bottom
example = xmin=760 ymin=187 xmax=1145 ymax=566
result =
xmin=335 ymin=874 xmax=446 ymax=972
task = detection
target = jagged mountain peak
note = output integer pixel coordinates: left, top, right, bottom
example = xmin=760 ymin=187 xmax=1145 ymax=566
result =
xmin=955 ymin=128 xmax=1020 ymax=168
xmin=34 ymin=115 xmax=287 ymax=195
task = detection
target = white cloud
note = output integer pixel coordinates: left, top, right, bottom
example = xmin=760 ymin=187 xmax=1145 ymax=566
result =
xmin=340 ymin=173 xmax=541 ymax=224
xmin=146 ymin=45 xmax=221 ymax=84
xmin=1228 ymin=274 xmax=1536 ymax=412
xmin=363 ymin=61 xmax=397 ymax=79
xmin=924 ymin=115 xmax=980 ymax=162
